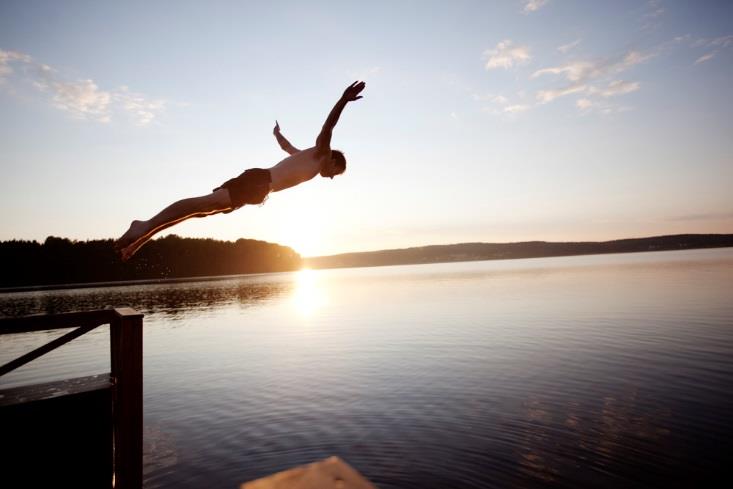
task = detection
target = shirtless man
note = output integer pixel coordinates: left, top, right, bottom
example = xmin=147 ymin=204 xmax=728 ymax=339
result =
xmin=115 ymin=81 xmax=366 ymax=261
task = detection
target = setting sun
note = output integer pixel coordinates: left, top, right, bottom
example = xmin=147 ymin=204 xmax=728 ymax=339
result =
xmin=282 ymin=218 xmax=324 ymax=258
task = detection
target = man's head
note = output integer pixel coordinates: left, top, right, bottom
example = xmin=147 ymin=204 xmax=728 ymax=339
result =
xmin=321 ymin=150 xmax=347 ymax=179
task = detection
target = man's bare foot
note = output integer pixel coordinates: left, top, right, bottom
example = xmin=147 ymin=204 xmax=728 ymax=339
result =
xmin=120 ymin=237 xmax=148 ymax=262
xmin=115 ymin=220 xmax=149 ymax=261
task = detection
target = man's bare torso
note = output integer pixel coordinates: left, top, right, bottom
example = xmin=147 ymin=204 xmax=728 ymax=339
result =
xmin=267 ymin=147 xmax=324 ymax=192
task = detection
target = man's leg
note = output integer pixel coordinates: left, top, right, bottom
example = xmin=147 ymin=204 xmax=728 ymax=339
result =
xmin=116 ymin=188 xmax=232 ymax=261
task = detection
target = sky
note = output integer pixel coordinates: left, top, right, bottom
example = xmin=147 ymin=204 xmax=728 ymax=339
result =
xmin=1 ymin=0 xmax=731 ymax=257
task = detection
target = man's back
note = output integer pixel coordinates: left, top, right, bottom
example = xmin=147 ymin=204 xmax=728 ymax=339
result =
xmin=268 ymin=147 xmax=323 ymax=192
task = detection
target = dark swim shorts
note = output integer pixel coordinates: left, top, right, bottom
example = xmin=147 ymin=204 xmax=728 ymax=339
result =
xmin=213 ymin=168 xmax=272 ymax=212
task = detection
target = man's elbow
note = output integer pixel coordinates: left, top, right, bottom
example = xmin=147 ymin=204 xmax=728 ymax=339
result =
xmin=316 ymin=132 xmax=330 ymax=150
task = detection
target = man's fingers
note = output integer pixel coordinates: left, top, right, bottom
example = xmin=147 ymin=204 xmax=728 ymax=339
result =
xmin=343 ymin=80 xmax=365 ymax=100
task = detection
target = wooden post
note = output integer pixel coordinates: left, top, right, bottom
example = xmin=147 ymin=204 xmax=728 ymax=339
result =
xmin=111 ymin=307 xmax=144 ymax=489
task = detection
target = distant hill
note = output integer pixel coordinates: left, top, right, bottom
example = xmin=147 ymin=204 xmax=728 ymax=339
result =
xmin=304 ymin=234 xmax=733 ymax=270
xmin=0 ymin=235 xmax=301 ymax=289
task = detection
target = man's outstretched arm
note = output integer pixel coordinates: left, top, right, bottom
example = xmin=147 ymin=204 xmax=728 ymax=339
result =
xmin=273 ymin=121 xmax=300 ymax=155
xmin=315 ymin=81 xmax=366 ymax=158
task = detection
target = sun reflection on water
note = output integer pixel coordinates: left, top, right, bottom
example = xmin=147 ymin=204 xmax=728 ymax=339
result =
xmin=292 ymin=268 xmax=327 ymax=317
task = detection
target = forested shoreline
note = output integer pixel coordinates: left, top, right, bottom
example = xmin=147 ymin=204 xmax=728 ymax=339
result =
xmin=0 ymin=235 xmax=302 ymax=288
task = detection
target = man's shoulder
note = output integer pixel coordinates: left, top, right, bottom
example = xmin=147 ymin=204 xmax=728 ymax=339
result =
xmin=270 ymin=146 xmax=321 ymax=171
xmin=295 ymin=146 xmax=327 ymax=162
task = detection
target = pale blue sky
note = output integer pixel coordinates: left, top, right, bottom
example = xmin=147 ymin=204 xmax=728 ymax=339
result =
xmin=1 ymin=0 xmax=731 ymax=256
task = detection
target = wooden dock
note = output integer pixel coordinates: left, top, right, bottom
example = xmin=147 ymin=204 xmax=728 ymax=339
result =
xmin=241 ymin=456 xmax=377 ymax=489
xmin=0 ymin=308 xmax=143 ymax=488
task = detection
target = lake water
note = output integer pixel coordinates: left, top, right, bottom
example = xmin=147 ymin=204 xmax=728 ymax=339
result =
xmin=1 ymin=248 xmax=732 ymax=488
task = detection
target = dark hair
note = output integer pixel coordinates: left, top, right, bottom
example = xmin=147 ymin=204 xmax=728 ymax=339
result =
xmin=331 ymin=150 xmax=347 ymax=175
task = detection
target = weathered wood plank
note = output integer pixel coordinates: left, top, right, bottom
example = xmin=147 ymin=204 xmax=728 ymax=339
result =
xmin=0 ymin=308 xmax=114 ymax=334
xmin=241 ymin=456 xmax=377 ymax=489
xmin=0 ymin=373 xmax=112 ymax=406
xmin=111 ymin=310 xmax=144 ymax=489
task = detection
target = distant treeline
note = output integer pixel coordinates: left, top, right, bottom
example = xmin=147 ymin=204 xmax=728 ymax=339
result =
xmin=0 ymin=235 xmax=301 ymax=288
xmin=305 ymin=234 xmax=733 ymax=270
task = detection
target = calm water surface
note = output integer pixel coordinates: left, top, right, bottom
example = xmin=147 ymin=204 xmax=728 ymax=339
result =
xmin=1 ymin=249 xmax=732 ymax=488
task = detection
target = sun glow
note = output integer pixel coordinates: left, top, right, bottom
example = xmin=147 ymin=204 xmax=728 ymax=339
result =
xmin=292 ymin=268 xmax=328 ymax=316
xmin=281 ymin=216 xmax=325 ymax=258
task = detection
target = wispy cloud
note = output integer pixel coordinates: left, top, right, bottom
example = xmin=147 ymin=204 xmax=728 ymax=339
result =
xmin=532 ymin=61 xmax=595 ymax=82
xmin=0 ymin=50 xmax=32 ymax=79
xmin=503 ymin=104 xmax=531 ymax=114
xmin=115 ymin=86 xmax=167 ymax=126
xmin=646 ymin=0 xmax=665 ymax=17
xmin=476 ymin=17 xmax=728 ymax=118
xmin=536 ymin=84 xmax=587 ymax=104
xmin=531 ymin=50 xmax=651 ymax=107
xmin=476 ymin=92 xmax=531 ymax=116
xmin=694 ymin=52 xmax=715 ymax=65
xmin=477 ymin=45 xmax=650 ymax=114
xmin=477 ymin=32 xmax=689 ymax=117
xmin=33 ymin=64 xmax=112 ymax=122
xmin=522 ymin=0 xmax=549 ymax=14
xmin=689 ymin=35 xmax=733 ymax=66
xmin=708 ymin=35 xmax=733 ymax=49
xmin=689 ymin=35 xmax=733 ymax=49
xmin=576 ymin=98 xmax=593 ymax=110
xmin=592 ymin=80 xmax=641 ymax=98
xmin=473 ymin=93 xmax=509 ymax=105
xmin=0 ymin=48 xmax=168 ymax=125
xmin=484 ymin=40 xmax=531 ymax=70
xmin=568 ymin=81 xmax=639 ymax=112
xmin=533 ymin=50 xmax=654 ymax=83
xmin=557 ymin=39 xmax=581 ymax=54
xmin=641 ymin=0 xmax=665 ymax=30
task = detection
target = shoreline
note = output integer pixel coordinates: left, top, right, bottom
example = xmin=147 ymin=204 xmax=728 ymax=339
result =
xmin=2 ymin=244 xmax=731 ymax=295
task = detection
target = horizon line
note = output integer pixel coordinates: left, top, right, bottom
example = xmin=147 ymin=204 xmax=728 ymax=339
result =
xmin=3 ymin=231 xmax=732 ymax=259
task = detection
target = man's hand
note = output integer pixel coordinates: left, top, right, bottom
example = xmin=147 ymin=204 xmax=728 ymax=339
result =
xmin=273 ymin=120 xmax=300 ymax=155
xmin=342 ymin=81 xmax=366 ymax=102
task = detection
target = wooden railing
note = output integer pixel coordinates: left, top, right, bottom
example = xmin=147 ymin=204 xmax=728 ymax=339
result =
xmin=0 ymin=308 xmax=143 ymax=489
